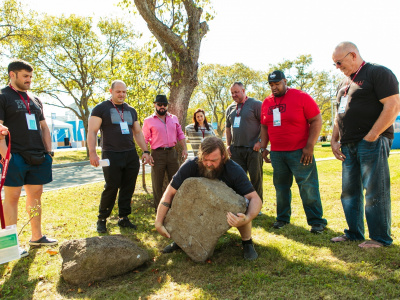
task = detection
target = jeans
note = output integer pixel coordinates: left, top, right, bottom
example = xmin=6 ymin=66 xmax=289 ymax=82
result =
xmin=98 ymin=150 xmax=140 ymax=219
xmin=230 ymin=146 xmax=263 ymax=201
xmin=270 ymin=149 xmax=326 ymax=226
xmin=340 ymin=137 xmax=392 ymax=245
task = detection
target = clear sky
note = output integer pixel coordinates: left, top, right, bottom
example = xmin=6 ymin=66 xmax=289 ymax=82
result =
xmin=27 ymin=0 xmax=400 ymax=106
xmin=27 ymin=0 xmax=400 ymax=77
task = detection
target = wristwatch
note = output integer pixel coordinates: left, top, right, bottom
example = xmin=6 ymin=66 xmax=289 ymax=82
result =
xmin=47 ymin=151 xmax=54 ymax=157
xmin=144 ymin=151 xmax=150 ymax=154
xmin=260 ymin=148 xmax=266 ymax=153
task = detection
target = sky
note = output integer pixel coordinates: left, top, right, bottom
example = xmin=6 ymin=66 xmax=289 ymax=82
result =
xmin=26 ymin=0 xmax=400 ymax=116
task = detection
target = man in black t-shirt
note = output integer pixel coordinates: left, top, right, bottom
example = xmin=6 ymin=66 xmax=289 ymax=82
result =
xmin=87 ymin=80 xmax=153 ymax=233
xmin=0 ymin=59 xmax=57 ymax=258
xmin=330 ymin=42 xmax=400 ymax=248
xmin=155 ymin=137 xmax=262 ymax=260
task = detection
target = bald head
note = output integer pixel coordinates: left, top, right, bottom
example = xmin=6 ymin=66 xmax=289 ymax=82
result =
xmin=332 ymin=41 xmax=364 ymax=76
xmin=109 ymin=80 xmax=127 ymax=105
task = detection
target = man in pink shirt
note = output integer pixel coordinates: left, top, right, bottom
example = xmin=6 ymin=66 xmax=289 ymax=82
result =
xmin=142 ymin=95 xmax=188 ymax=210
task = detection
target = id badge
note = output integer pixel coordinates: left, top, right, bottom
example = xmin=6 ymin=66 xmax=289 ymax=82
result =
xmin=233 ymin=116 xmax=241 ymax=128
xmin=273 ymin=108 xmax=281 ymax=126
xmin=338 ymin=96 xmax=348 ymax=114
xmin=26 ymin=113 xmax=37 ymax=130
xmin=120 ymin=121 xmax=129 ymax=134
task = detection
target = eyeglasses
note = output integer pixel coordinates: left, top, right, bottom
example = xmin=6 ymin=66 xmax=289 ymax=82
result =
xmin=156 ymin=103 xmax=168 ymax=107
xmin=333 ymin=52 xmax=352 ymax=67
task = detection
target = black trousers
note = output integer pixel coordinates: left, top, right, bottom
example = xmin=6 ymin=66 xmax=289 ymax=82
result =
xmin=98 ymin=149 xmax=140 ymax=219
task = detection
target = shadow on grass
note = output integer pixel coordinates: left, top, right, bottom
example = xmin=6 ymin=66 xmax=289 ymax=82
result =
xmin=252 ymin=213 xmax=400 ymax=268
xmin=0 ymin=247 xmax=39 ymax=299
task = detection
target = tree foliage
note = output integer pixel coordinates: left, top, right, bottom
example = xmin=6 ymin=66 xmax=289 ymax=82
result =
xmin=193 ymin=63 xmax=268 ymax=136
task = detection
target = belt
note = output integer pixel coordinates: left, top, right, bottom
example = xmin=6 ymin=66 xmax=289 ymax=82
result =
xmin=153 ymin=147 xmax=175 ymax=151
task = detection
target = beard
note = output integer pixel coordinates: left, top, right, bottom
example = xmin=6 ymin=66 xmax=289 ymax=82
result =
xmin=156 ymin=108 xmax=167 ymax=116
xmin=197 ymin=160 xmax=224 ymax=179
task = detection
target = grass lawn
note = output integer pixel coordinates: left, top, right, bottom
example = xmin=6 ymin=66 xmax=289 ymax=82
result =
xmin=1 ymin=154 xmax=400 ymax=299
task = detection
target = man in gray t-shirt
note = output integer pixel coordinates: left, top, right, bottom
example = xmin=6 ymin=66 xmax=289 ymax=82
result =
xmin=226 ymin=82 xmax=263 ymax=202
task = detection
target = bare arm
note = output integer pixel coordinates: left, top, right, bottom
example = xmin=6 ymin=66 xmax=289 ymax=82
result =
xmin=0 ymin=121 xmax=9 ymax=157
xmin=133 ymin=121 xmax=154 ymax=166
xmin=178 ymin=138 xmax=188 ymax=159
xmin=330 ymin=117 xmax=346 ymax=161
xmin=225 ymin=127 xmax=232 ymax=156
xmin=39 ymin=120 xmax=52 ymax=152
xmin=87 ymin=116 xmax=102 ymax=167
xmin=260 ymin=124 xmax=270 ymax=163
xmin=364 ymin=94 xmax=400 ymax=141
xmin=300 ymin=114 xmax=322 ymax=165
xmin=154 ymin=184 xmax=177 ymax=238
xmin=226 ymin=190 xmax=262 ymax=227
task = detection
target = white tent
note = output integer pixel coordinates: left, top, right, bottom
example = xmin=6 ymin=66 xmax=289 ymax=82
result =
xmin=45 ymin=119 xmax=74 ymax=148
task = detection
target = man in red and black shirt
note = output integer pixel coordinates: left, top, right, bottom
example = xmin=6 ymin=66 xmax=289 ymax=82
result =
xmin=260 ymin=70 xmax=327 ymax=234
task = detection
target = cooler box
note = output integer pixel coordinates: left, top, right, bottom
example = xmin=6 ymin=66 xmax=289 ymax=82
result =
xmin=392 ymin=114 xmax=400 ymax=149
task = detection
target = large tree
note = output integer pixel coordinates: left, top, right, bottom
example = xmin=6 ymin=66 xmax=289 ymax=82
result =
xmin=125 ymin=0 xmax=212 ymax=127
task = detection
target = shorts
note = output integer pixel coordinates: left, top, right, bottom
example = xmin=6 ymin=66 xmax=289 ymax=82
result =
xmin=1 ymin=153 xmax=53 ymax=187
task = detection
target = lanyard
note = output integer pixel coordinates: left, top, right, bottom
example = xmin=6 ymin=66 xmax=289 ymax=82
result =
xmin=236 ymin=96 xmax=248 ymax=117
xmin=9 ymin=84 xmax=31 ymax=115
xmin=200 ymin=128 xmax=206 ymax=138
xmin=344 ymin=61 xmax=365 ymax=96
xmin=109 ymin=99 xmax=124 ymax=122
xmin=0 ymin=132 xmax=11 ymax=229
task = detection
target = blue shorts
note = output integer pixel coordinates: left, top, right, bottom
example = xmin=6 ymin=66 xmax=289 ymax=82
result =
xmin=2 ymin=153 xmax=53 ymax=187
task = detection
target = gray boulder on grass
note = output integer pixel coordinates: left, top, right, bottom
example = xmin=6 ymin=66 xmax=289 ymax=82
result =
xmin=59 ymin=235 xmax=149 ymax=285
xmin=164 ymin=177 xmax=246 ymax=262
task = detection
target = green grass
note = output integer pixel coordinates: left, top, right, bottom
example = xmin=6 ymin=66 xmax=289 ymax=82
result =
xmin=52 ymin=149 xmax=101 ymax=164
xmin=1 ymin=156 xmax=400 ymax=299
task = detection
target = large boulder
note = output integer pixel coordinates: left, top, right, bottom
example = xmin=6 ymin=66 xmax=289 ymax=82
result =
xmin=164 ymin=177 xmax=246 ymax=262
xmin=59 ymin=235 xmax=149 ymax=285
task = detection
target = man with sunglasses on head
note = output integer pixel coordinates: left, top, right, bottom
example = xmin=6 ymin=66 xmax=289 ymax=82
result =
xmin=260 ymin=71 xmax=327 ymax=234
xmin=88 ymin=80 xmax=153 ymax=233
xmin=330 ymin=41 xmax=400 ymax=248
xmin=142 ymin=95 xmax=188 ymax=210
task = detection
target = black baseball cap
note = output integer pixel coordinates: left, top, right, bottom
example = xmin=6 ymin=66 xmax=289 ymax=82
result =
xmin=154 ymin=95 xmax=168 ymax=104
xmin=268 ymin=70 xmax=286 ymax=82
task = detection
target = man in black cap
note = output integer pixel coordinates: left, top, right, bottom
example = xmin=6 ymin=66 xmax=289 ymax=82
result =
xmin=142 ymin=95 xmax=188 ymax=210
xmin=259 ymin=71 xmax=327 ymax=233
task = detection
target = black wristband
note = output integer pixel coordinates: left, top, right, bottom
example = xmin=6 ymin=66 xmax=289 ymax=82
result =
xmin=144 ymin=151 xmax=150 ymax=154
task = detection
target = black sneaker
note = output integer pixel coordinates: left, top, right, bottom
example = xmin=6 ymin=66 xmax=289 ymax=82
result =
xmin=243 ymin=243 xmax=258 ymax=261
xmin=273 ymin=220 xmax=288 ymax=229
xmin=118 ymin=217 xmax=137 ymax=229
xmin=29 ymin=235 xmax=58 ymax=246
xmin=311 ymin=224 xmax=325 ymax=234
xmin=162 ymin=242 xmax=181 ymax=253
xmin=97 ymin=219 xmax=107 ymax=233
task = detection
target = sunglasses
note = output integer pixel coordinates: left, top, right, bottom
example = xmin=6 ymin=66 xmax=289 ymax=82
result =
xmin=333 ymin=52 xmax=352 ymax=67
xmin=156 ymin=103 xmax=168 ymax=107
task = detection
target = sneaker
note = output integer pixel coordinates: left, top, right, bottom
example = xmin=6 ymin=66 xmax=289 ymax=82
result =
xmin=29 ymin=235 xmax=58 ymax=246
xmin=162 ymin=242 xmax=181 ymax=253
xmin=19 ymin=247 xmax=29 ymax=258
xmin=310 ymin=224 xmax=325 ymax=234
xmin=243 ymin=243 xmax=258 ymax=261
xmin=273 ymin=220 xmax=288 ymax=229
xmin=118 ymin=217 xmax=137 ymax=229
xmin=97 ymin=219 xmax=107 ymax=233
